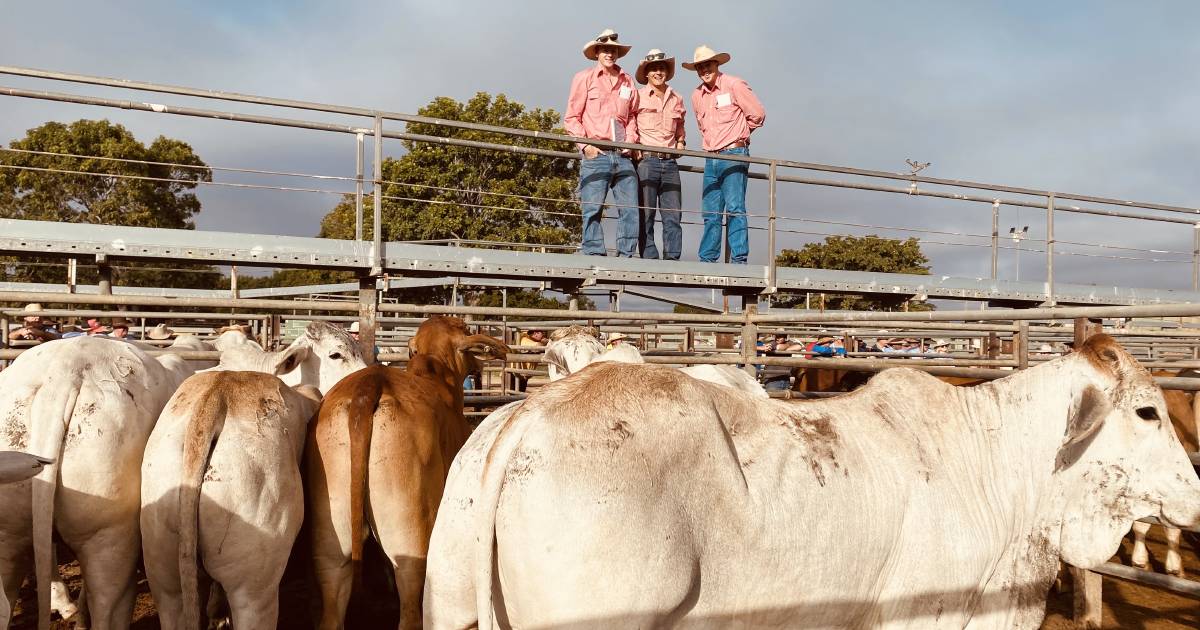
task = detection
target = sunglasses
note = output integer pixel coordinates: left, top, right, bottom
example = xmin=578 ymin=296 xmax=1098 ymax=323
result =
xmin=645 ymin=52 xmax=666 ymax=61
xmin=596 ymin=33 xmax=619 ymax=43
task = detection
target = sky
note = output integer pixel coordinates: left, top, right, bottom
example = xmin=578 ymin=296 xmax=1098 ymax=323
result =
xmin=2 ymin=1 xmax=1199 ymax=308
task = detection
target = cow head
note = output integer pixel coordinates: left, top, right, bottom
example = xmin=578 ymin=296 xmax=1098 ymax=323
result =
xmin=212 ymin=322 xmax=366 ymax=395
xmin=409 ymin=316 xmax=509 ymax=384
xmin=543 ymin=326 xmax=604 ymax=381
xmin=1053 ymin=334 xmax=1200 ymax=568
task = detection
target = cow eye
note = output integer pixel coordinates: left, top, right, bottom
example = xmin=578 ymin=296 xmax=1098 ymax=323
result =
xmin=1135 ymin=407 xmax=1159 ymax=421
xmin=329 ymin=352 xmax=343 ymax=360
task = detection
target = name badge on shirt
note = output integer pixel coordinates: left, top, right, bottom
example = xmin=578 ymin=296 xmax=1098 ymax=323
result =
xmin=619 ymin=86 xmax=632 ymax=100
xmin=715 ymin=93 xmax=733 ymax=108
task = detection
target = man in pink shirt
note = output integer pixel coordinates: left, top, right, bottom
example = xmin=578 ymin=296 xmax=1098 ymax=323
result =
xmin=683 ymin=45 xmax=766 ymax=264
xmin=564 ymin=29 xmax=641 ymax=257
xmin=633 ymin=49 xmax=686 ymax=260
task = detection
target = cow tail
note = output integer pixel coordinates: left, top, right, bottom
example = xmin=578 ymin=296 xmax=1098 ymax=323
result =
xmin=179 ymin=393 xmax=227 ymax=630
xmin=474 ymin=411 xmax=532 ymax=629
xmin=30 ymin=377 xmax=80 ymax=630
xmin=348 ymin=371 xmax=383 ymax=594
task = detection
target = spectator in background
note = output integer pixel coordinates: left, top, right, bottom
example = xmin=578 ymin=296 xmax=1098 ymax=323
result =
xmin=564 ymin=28 xmax=641 ymax=257
xmin=606 ymin=332 xmax=632 ymax=351
xmin=633 ymin=48 xmax=686 ymax=260
xmin=9 ymin=303 xmax=60 ymax=343
xmin=684 ymin=44 xmax=765 ymax=264
xmin=759 ymin=333 xmax=802 ymax=391
xmin=110 ymin=318 xmax=131 ymax=339
xmin=512 ymin=328 xmax=548 ymax=392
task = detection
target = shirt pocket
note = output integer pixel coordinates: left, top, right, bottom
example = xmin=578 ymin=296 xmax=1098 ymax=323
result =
xmin=714 ymin=101 xmax=741 ymax=124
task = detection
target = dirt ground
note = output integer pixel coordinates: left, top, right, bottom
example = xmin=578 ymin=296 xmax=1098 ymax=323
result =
xmin=8 ymin=526 xmax=1199 ymax=628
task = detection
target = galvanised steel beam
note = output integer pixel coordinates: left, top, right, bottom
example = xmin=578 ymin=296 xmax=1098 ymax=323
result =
xmin=5 ymin=219 xmax=1200 ymax=305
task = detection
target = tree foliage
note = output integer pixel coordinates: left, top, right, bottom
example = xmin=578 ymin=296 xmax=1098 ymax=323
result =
xmin=0 ymin=119 xmax=221 ymax=289
xmin=774 ymin=235 xmax=933 ymax=311
xmin=254 ymin=92 xmax=583 ymax=308
xmin=319 ymin=92 xmax=578 ymax=246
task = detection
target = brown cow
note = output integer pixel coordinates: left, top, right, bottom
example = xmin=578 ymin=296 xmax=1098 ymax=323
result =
xmin=305 ymin=315 xmax=509 ymax=630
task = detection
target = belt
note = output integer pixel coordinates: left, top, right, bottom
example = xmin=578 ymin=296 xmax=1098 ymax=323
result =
xmin=719 ymin=140 xmax=749 ymax=151
xmin=642 ymin=151 xmax=677 ymax=160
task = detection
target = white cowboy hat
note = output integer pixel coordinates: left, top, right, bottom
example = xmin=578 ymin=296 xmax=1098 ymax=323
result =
xmin=582 ymin=28 xmax=632 ymax=60
xmin=635 ymin=49 xmax=676 ymax=84
xmin=21 ymin=303 xmax=43 ymax=313
xmin=608 ymin=332 xmax=629 ymax=342
xmin=681 ymin=44 xmax=732 ymax=71
xmin=348 ymin=321 xmax=360 ymax=333
xmin=146 ymin=323 xmax=175 ymax=340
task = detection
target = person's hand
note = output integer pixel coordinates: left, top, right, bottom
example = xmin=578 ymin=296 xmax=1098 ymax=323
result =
xmin=631 ymin=150 xmax=642 ymax=161
xmin=583 ymin=145 xmax=601 ymax=159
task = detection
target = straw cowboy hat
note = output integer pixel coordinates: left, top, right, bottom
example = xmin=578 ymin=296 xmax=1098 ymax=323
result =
xmin=146 ymin=323 xmax=175 ymax=340
xmin=20 ymin=303 xmax=44 ymax=322
xmin=635 ymin=49 xmax=676 ymax=84
xmin=681 ymin=44 xmax=731 ymax=71
xmin=607 ymin=332 xmax=629 ymax=342
xmin=348 ymin=321 xmax=360 ymax=333
xmin=582 ymin=28 xmax=632 ymax=60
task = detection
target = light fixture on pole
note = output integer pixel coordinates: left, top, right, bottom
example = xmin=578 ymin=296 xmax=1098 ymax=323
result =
xmin=1009 ymin=225 xmax=1029 ymax=281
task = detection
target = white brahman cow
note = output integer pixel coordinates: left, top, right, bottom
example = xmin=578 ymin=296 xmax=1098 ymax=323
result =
xmin=0 ymin=335 xmax=211 ymax=630
xmin=211 ymin=321 xmax=364 ymax=394
xmin=140 ymin=373 xmax=322 ymax=629
xmin=425 ymin=334 xmax=1200 ymax=629
xmin=542 ymin=326 xmax=767 ymax=397
xmin=139 ymin=320 xmax=365 ymax=629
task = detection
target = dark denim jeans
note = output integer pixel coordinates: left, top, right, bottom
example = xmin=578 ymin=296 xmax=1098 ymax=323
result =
xmin=698 ymin=146 xmax=749 ymax=263
xmin=636 ymin=157 xmax=682 ymax=260
xmin=578 ymin=151 xmax=639 ymax=257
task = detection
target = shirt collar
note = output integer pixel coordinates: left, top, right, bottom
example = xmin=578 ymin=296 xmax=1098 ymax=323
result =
xmin=593 ymin=63 xmax=625 ymax=79
xmin=698 ymin=72 xmax=724 ymax=94
xmin=640 ymin=84 xmax=674 ymax=101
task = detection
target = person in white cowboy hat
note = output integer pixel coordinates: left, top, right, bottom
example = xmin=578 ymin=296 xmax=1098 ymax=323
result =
xmin=146 ymin=323 xmax=175 ymax=341
xmin=564 ymin=28 xmax=642 ymax=258
xmin=633 ymin=48 xmax=687 ymax=261
xmin=682 ymin=44 xmax=766 ymax=264
xmin=605 ymin=331 xmax=630 ymax=351
xmin=9 ymin=303 xmax=60 ymax=342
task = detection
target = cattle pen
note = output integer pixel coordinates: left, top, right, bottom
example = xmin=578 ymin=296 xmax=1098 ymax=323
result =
xmin=4 ymin=65 xmax=1200 ymax=627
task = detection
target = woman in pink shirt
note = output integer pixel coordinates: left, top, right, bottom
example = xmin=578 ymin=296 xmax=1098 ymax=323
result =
xmin=564 ymin=29 xmax=641 ymax=257
xmin=633 ymin=49 xmax=686 ymax=260
xmin=683 ymin=45 xmax=766 ymax=264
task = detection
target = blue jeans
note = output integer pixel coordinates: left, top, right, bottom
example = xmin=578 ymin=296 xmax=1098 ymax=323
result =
xmin=698 ymin=146 xmax=749 ymax=263
xmin=636 ymin=157 xmax=682 ymax=260
xmin=578 ymin=151 xmax=639 ymax=257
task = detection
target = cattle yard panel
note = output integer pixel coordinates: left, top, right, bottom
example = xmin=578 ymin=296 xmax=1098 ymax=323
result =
xmin=5 ymin=65 xmax=1200 ymax=306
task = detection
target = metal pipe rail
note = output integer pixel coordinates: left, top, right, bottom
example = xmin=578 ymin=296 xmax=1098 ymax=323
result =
xmin=1089 ymin=563 xmax=1200 ymax=599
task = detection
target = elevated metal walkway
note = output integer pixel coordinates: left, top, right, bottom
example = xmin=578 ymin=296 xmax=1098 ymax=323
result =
xmin=3 ymin=218 xmax=1197 ymax=306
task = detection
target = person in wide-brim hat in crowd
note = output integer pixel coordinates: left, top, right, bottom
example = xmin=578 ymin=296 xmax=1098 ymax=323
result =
xmin=9 ymin=303 xmax=60 ymax=342
xmin=684 ymin=44 xmax=766 ymax=265
xmin=565 ymin=28 xmax=642 ymax=258
xmin=632 ymin=48 xmax=687 ymax=262
xmin=109 ymin=318 xmax=131 ymax=339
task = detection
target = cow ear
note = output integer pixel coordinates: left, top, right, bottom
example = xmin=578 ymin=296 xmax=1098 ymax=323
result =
xmin=1056 ymin=385 xmax=1110 ymax=471
xmin=541 ymin=346 xmax=568 ymax=373
xmin=457 ymin=335 xmax=509 ymax=362
xmin=273 ymin=345 xmax=311 ymax=376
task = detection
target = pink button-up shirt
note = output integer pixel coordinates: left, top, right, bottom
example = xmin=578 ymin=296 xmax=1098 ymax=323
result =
xmin=691 ymin=72 xmax=766 ymax=152
xmin=564 ymin=64 xmax=640 ymax=151
xmin=634 ymin=85 xmax=686 ymax=149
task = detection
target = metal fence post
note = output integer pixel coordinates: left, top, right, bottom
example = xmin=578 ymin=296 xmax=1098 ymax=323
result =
xmin=372 ymin=115 xmax=384 ymax=275
xmin=740 ymin=301 xmax=758 ymax=377
xmin=96 ymin=255 xmax=111 ymax=296
xmin=1015 ymin=321 xmax=1029 ymax=370
xmin=358 ymin=276 xmax=378 ymax=365
xmin=355 ymin=131 xmax=365 ymax=242
xmin=767 ymin=160 xmax=778 ymax=292
xmin=1192 ymin=223 xmax=1199 ymax=292
xmin=990 ymin=200 xmax=1000 ymax=279
xmin=1046 ymin=193 xmax=1056 ymax=306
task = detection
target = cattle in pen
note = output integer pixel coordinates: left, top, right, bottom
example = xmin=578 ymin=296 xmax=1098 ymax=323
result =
xmin=0 ymin=335 xmax=213 ymax=630
xmin=424 ymin=334 xmax=1200 ymax=629
xmin=140 ymin=372 xmax=322 ymax=630
xmin=306 ymin=315 xmax=508 ymax=630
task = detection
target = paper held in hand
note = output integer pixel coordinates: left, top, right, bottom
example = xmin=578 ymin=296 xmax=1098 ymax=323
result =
xmin=610 ymin=118 xmax=625 ymax=143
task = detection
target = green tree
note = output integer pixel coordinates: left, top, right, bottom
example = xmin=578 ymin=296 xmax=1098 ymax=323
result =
xmin=0 ymin=119 xmax=221 ymax=289
xmin=774 ymin=235 xmax=933 ymax=311
xmin=252 ymin=92 xmax=582 ymax=308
